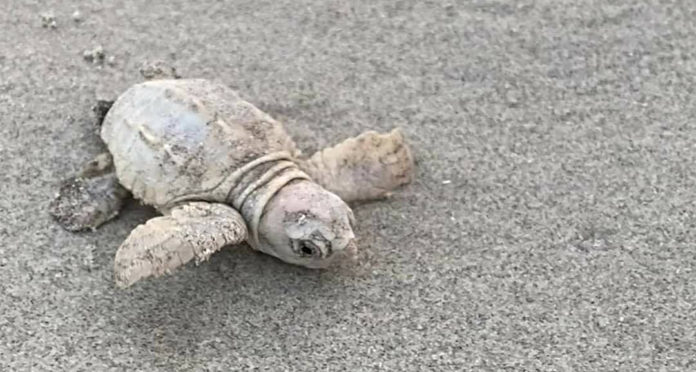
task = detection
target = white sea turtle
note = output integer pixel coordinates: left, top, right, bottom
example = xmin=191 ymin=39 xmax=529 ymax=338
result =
xmin=50 ymin=64 xmax=414 ymax=288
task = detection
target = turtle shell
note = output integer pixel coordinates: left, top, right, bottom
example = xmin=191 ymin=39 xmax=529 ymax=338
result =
xmin=101 ymin=79 xmax=301 ymax=210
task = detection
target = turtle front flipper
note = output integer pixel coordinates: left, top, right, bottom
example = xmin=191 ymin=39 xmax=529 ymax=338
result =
xmin=298 ymin=128 xmax=415 ymax=203
xmin=113 ymin=202 xmax=247 ymax=288
xmin=49 ymin=153 xmax=129 ymax=231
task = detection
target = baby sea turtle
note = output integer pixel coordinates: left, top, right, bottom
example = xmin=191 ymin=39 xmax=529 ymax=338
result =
xmin=50 ymin=65 xmax=414 ymax=288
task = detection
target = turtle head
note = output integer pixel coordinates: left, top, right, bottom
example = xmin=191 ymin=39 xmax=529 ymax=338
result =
xmin=257 ymin=180 xmax=357 ymax=268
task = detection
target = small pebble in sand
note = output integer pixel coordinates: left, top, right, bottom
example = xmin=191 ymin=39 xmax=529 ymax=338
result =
xmin=83 ymin=46 xmax=105 ymax=64
xmin=139 ymin=60 xmax=181 ymax=80
xmin=106 ymin=56 xmax=117 ymax=66
xmin=442 ymin=180 xmax=452 ymax=185
xmin=82 ymin=244 xmax=96 ymax=271
xmin=40 ymin=13 xmax=57 ymax=29
xmin=72 ymin=10 xmax=83 ymax=23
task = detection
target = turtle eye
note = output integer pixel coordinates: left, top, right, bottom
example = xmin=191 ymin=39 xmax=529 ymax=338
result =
xmin=297 ymin=240 xmax=319 ymax=257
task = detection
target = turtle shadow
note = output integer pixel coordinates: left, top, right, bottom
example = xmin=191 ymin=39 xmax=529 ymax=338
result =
xmin=107 ymin=240 xmax=362 ymax=362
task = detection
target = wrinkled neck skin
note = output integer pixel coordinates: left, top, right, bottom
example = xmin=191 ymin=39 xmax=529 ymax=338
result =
xmin=225 ymin=153 xmax=310 ymax=249
xmin=225 ymin=153 xmax=356 ymax=268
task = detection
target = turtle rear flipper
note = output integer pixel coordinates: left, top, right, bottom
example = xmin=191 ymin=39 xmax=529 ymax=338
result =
xmin=92 ymin=98 xmax=114 ymax=127
xmin=49 ymin=153 xmax=129 ymax=231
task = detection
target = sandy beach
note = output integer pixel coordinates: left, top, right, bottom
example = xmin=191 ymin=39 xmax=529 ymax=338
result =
xmin=1 ymin=1 xmax=695 ymax=370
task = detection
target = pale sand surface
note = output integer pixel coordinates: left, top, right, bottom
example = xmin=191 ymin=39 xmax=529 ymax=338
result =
xmin=1 ymin=1 xmax=695 ymax=370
